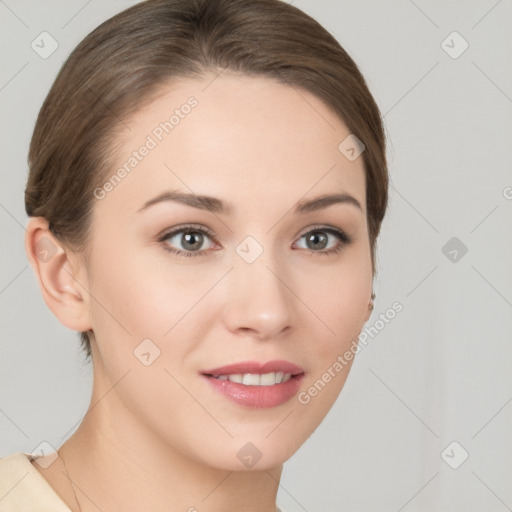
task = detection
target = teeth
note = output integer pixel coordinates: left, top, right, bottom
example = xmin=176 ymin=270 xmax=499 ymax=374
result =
xmin=242 ymin=373 xmax=261 ymax=385
xmin=213 ymin=372 xmax=292 ymax=386
xmin=259 ymin=372 xmax=277 ymax=386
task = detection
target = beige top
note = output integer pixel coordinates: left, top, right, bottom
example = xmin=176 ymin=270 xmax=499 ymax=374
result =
xmin=0 ymin=452 xmax=71 ymax=511
xmin=0 ymin=452 xmax=286 ymax=512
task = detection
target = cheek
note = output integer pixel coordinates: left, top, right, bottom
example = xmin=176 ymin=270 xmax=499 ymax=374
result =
xmin=86 ymin=254 xmax=207 ymax=415
xmin=91 ymin=247 xmax=218 ymax=339
xmin=293 ymin=251 xmax=371 ymax=413
xmin=87 ymin=249 xmax=229 ymax=395
xmin=296 ymin=253 xmax=371 ymax=343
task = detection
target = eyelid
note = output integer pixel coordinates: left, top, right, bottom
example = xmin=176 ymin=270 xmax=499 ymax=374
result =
xmin=157 ymin=223 xmax=352 ymax=256
xmin=295 ymin=224 xmax=352 ymax=243
xmin=157 ymin=223 xmax=217 ymax=240
xmin=158 ymin=224 xmax=351 ymax=243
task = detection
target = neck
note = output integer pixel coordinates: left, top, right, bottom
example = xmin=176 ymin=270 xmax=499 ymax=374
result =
xmin=57 ymin=371 xmax=283 ymax=512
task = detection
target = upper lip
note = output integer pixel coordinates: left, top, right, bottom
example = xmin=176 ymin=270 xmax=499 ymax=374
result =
xmin=201 ymin=360 xmax=304 ymax=377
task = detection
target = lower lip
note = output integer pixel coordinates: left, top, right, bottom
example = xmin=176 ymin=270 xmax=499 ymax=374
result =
xmin=202 ymin=374 xmax=305 ymax=408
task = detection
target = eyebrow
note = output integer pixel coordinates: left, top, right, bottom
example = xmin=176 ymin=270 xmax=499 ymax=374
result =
xmin=136 ymin=190 xmax=362 ymax=215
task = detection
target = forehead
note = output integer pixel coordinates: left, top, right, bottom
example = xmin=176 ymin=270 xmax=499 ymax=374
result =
xmin=95 ymin=73 xmax=366 ymax=219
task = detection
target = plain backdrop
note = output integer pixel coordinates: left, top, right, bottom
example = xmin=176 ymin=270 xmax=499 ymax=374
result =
xmin=1 ymin=1 xmax=511 ymax=511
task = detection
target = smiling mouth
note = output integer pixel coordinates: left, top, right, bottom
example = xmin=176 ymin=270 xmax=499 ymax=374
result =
xmin=203 ymin=371 xmax=301 ymax=386
xmin=201 ymin=371 xmax=306 ymax=409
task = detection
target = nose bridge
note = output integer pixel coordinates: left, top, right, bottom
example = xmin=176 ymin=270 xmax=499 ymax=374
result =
xmin=222 ymin=235 xmax=295 ymax=338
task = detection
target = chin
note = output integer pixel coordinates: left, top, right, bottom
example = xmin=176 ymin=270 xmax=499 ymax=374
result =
xmin=195 ymin=436 xmax=300 ymax=472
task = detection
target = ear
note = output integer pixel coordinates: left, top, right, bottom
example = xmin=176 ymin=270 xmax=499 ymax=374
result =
xmin=24 ymin=216 xmax=92 ymax=333
xmin=364 ymin=290 xmax=374 ymax=323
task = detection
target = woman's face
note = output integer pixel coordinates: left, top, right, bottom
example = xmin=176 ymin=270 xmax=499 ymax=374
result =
xmin=84 ymin=72 xmax=372 ymax=470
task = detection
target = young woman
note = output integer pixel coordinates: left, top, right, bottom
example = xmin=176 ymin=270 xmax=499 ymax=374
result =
xmin=0 ymin=0 xmax=388 ymax=510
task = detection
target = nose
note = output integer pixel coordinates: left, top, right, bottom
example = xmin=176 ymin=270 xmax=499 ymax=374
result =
xmin=222 ymin=250 xmax=295 ymax=341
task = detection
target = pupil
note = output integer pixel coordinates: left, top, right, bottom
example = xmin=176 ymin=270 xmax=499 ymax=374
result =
xmin=307 ymin=232 xmax=327 ymax=250
xmin=183 ymin=232 xmax=203 ymax=250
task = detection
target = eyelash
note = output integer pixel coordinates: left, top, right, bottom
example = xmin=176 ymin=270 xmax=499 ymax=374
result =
xmin=157 ymin=224 xmax=352 ymax=258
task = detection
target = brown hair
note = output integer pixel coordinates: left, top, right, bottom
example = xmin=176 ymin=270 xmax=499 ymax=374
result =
xmin=25 ymin=0 xmax=389 ymax=363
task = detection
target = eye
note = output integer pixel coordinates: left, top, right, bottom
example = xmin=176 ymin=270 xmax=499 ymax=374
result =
xmin=157 ymin=224 xmax=352 ymax=258
xmin=158 ymin=224 xmax=217 ymax=258
xmin=294 ymin=226 xmax=352 ymax=256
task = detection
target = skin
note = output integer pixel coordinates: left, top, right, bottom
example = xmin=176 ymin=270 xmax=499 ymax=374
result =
xmin=25 ymin=72 xmax=373 ymax=512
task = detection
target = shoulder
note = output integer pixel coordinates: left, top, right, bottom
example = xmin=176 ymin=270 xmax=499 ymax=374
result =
xmin=0 ymin=452 xmax=71 ymax=511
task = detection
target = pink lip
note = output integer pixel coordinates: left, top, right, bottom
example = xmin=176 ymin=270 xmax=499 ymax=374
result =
xmin=201 ymin=360 xmax=304 ymax=377
xmin=200 ymin=360 xmax=305 ymax=409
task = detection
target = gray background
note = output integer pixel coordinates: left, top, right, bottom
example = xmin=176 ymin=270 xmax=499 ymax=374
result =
xmin=1 ymin=1 xmax=511 ymax=511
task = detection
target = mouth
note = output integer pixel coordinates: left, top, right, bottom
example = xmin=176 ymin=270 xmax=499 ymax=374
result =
xmin=203 ymin=371 xmax=301 ymax=385
xmin=200 ymin=360 xmax=305 ymax=408
xmin=200 ymin=359 xmax=304 ymax=383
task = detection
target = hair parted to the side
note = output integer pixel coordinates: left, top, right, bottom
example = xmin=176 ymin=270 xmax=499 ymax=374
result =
xmin=25 ymin=0 xmax=389 ymax=364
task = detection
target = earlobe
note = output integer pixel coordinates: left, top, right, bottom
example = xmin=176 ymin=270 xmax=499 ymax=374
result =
xmin=365 ymin=291 xmax=375 ymax=322
xmin=24 ymin=217 xmax=92 ymax=333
